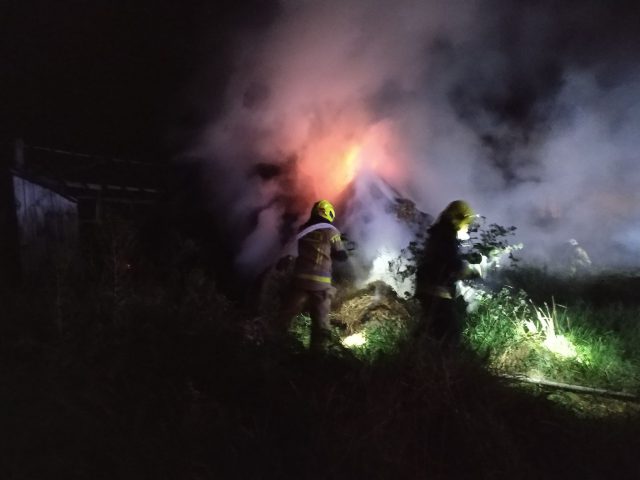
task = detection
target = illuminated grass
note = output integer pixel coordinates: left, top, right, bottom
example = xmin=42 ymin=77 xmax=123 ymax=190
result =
xmin=342 ymin=320 xmax=409 ymax=359
xmin=290 ymin=273 xmax=640 ymax=395
xmin=290 ymin=313 xmax=312 ymax=348
xmin=465 ymin=285 xmax=640 ymax=393
xmin=290 ymin=312 xmax=410 ymax=360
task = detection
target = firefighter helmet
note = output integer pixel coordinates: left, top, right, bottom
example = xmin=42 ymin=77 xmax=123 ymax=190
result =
xmin=442 ymin=200 xmax=475 ymax=230
xmin=314 ymin=199 xmax=336 ymax=222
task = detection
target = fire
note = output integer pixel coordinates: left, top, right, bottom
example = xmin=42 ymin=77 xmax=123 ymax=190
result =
xmin=334 ymin=144 xmax=361 ymax=190
xmin=300 ymin=142 xmax=363 ymax=200
xmin=295 ymin=120 xmax=405 ymax=202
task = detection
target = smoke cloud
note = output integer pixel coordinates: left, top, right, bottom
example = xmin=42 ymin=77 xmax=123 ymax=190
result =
xmin=191 ymin=0 xmax=640 ymax=276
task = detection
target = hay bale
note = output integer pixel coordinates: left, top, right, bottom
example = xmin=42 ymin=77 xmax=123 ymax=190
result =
xmin=331 ymin=280 xmax=412 ymax=334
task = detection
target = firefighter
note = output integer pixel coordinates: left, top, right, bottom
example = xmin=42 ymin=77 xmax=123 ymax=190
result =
xmin=414 ymin=200 xmax=480 ymax=348
xmin=275 ymin=200 xmax=349 ymax=352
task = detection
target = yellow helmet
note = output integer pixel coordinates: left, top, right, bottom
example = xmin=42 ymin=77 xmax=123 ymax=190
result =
xmin=314 ymin=199 xmax=336 ymax=222
xmin=442 ymin=200 xmax=475 ymax=230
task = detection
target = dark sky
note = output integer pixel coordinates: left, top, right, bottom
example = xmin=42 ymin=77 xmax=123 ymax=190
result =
xmin=3 ymin=0 xmax=639 ymax=163
xmin=0 ymin=0 xmax=278 ymax=160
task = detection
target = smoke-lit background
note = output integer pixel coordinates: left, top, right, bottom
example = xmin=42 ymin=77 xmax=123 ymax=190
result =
xmin=4 ymin=0 xmax=640 ymax=278
xmin=189 ymin=0 xmax=640 ymax=276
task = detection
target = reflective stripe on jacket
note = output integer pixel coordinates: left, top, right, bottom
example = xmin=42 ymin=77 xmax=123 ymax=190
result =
xmin=293 ymin=223 xmax=345 ymax=291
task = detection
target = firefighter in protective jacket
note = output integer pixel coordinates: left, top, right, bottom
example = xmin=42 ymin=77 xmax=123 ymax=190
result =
xmin=276 ymin=200 xmax=348 ymax=351
xmin=414 ymin=200 xmax=479 ymax=347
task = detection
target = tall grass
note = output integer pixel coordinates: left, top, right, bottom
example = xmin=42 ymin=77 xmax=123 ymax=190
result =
xmin=465 ymin=274 xmax=640 ymax=393
xmin=2 ymin=225 xmax=640 ymax=479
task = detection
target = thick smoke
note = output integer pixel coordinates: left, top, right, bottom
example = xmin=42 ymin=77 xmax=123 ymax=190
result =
xmin=193 ymin=0 xmax=640 ymax=277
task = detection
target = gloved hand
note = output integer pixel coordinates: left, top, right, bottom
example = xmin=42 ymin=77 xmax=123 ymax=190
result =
xmin=467 ymin=255 xmax=490 ymax=279
xmin=341 ymin=234 xmax=358 ymax=252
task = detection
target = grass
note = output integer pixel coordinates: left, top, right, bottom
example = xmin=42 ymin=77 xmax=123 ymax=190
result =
xmin=322 ymin=266 xmax=640 ymax=403
xmin=345 ymin=319 xmax=410 ymax=358
xmin=462 ymin=268 xmax=640 ymax=398
xmin=2 ymin=236 xmax=640 ymax=479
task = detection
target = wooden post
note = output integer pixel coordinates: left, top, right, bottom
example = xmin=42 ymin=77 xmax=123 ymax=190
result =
xmin=0 ymin=139 xmax=22 ymax=291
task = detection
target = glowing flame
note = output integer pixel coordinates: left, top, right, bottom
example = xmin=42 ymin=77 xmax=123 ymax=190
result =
xmin=295 ymin=120 xmax=404 ymax=203
xmin=301 ymin=142 xmax=362 ymax=200
xmin=335 ymin=144 xmax=361 ymax=189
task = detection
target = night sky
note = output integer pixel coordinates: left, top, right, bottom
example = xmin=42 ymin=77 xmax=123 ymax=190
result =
xmin=4 ymin=0 xmax=639 ymax=159
xmin=1 ymin=0 xmax=278 ymax=158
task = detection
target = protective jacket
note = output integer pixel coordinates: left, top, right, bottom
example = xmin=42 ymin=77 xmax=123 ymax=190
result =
xmin=292 ymin=219 xmax=347 ymax=291
xmin=415 ymin=221 xmax=467 ymax=299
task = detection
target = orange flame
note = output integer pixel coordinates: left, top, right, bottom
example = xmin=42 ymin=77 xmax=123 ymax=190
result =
xmin=295 ymin=121 xmax=404 ymax=204
xmin=299 ymin=142 xmax=362 ymax=200
xmin=332 ymin=143 xmax=361 ymax=191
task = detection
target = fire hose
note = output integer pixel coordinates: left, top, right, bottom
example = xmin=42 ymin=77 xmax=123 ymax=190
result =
xmin=500 ymin=373 xmax=640 ymax=402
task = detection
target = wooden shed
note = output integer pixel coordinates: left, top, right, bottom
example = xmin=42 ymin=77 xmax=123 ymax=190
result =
xmin=5 ymin=140 xmax=166 ymax=275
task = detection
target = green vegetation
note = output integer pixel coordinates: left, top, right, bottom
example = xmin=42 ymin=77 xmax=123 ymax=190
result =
xmin=2 ymin=221 xmax=640 ymax=479
xmin=328 ymin=269 xmax=640 ymax=400
xmin=339 ymin=318 xmax=410 ymax=359
xmin=289 ymin=311 xmax=409 ymax=360
xmin=465 ymin=282 xmax=640 ymax=394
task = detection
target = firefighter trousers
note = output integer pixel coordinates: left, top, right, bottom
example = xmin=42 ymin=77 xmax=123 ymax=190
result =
xmin=280 ymin=287 xmax=336 ymax=351
xmin=416 ymin=294 xmax=462 ymax=348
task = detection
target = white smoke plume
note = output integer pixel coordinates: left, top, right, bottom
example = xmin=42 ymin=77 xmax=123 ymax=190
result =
xmin=192 ymin=0 xmax=640 ymax=277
